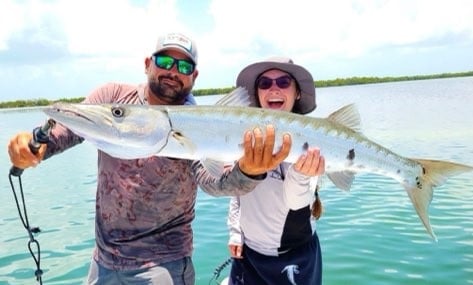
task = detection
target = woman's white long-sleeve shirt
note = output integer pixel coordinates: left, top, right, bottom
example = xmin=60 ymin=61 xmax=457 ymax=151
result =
xmin=227 ymin=163 xmax=318 ymax=256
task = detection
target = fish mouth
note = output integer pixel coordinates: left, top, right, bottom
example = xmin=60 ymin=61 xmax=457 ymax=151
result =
xmin=47 ymin=105 xmax=96 ymax=124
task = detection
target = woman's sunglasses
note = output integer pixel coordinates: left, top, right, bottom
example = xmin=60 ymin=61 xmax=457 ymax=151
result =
xmin=256 ymin=75 xmax=293 ymax=90
xmin=153 ymin=54 xmax=195 ymax=75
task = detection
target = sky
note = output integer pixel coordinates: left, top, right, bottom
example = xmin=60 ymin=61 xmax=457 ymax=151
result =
xmin=1 ymin=0 xmax=472 ymax=102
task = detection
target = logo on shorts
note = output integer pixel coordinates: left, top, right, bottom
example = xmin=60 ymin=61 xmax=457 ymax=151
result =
xmin=281 ymin=264 xmax=300 ymax=285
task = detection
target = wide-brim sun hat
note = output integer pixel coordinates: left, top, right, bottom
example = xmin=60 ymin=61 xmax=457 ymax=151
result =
xmin=236 ymin=57 xmax=316 ymax=114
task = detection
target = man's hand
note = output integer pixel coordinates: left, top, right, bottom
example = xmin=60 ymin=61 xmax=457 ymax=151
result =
xmin=228 ymin=244 xmax=243 ymax=259
xmin=294 ymin=147 xmax=325 ymax=176
xmin=7 ymin=132 xmax=46 ymax=169
xmin=238 ymin=125 xmax=291 ymax=176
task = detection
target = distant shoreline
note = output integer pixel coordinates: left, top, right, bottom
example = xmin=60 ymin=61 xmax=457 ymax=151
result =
xmin=1 ymin=71 xmax=472 ymax=109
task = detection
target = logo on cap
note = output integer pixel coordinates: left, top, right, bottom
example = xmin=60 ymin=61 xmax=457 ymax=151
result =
xmin=162 ymin=33 xmax=192 ymax=52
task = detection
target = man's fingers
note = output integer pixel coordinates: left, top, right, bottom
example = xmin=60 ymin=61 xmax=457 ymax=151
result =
xmin=261 ymin=125 xmax=276 ymax=164
xmin=239 ymin=127 xmax=292 ymax=176
xmin=242 ymin=130 xmax=254 ymax=163
xmin=252 ymin=127 xmax=264 ymax=164
xmin=272 ymin=133 xmax=291 ymax=164
xmin=8 ymin=132 xmax=40 ymax=168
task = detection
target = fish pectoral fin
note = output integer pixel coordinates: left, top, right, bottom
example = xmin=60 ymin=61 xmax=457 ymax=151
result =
xmin=326 ymin=171 xmax=356 ymax=191
xmin=171 ymin=131 xmax=196 ymax=154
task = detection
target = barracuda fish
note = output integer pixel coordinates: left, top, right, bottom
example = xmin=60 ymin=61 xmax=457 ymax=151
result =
xmin=43 ymin=88 xmax=472 ymax=239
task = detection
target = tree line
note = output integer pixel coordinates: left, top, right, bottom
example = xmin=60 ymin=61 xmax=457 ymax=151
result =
xmin=1 ymin=71 xmax=472 ymax=109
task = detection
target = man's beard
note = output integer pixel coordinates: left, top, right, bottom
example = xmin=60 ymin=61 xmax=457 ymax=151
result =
xmin=148 ymin=74 xmax=192 ymax=104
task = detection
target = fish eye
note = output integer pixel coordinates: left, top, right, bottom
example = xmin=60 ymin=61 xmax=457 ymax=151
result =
xmin=111 ymin=106 xmax=125 ymax=118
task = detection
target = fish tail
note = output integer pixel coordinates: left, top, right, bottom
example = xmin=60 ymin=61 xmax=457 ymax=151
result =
xmin=406 ymin=159 xmax=473 ymax=241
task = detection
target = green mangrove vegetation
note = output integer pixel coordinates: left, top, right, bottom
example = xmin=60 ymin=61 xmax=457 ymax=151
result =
xmin=1 ymin=70 xmax=472 ymax=109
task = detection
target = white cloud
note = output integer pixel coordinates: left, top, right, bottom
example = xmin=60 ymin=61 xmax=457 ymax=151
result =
xmin=205 ymin=0 xmax=473 ymax=58
xmin=190 ymin=0 xmax=473 ymax=89
xmin=0 ymin=0 xmax=26 ymax=50
xmin=1 ymin=0 xmax=473 ymax=101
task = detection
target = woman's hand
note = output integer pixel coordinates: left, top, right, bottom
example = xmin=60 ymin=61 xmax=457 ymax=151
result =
xmin=228 ymin=244 xmax=243 ymax=259
xmin=294 ymin=147 xmax=325 ymax=176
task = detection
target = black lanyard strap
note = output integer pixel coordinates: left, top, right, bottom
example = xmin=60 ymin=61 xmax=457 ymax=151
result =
xmin=8 ymin=173 xmax=43 ymax=284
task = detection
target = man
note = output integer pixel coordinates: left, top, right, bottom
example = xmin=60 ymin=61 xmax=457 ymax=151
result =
xmin=7 ymin=33 xmax=291 ymax=285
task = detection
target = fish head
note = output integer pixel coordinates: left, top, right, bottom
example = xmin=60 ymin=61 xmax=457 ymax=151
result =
xmin=44 ymin=102 xmax=172 ymax=158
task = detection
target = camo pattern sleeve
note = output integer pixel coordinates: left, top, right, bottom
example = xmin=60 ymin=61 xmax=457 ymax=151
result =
xmin=43 ymin=119 xmax=85 ymax=159
xmin=193 ymin=161 xmax=265 ymax=196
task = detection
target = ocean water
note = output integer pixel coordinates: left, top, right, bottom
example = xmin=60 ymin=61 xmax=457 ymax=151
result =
xmin=1 ymin=77 xmax=472 ymax=285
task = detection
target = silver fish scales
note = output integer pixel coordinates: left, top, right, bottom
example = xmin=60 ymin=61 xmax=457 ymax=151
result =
xmin=44 ymin=88 xmax=473 ymax=240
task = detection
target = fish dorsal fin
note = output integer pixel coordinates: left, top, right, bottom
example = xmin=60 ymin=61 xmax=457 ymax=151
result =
xmin=215 ymin=87 xmax=256 ymax=106
xmin=326 ymin=171 xmax=356 ymax=191
xmin=327 ymin=104 xmax=362 ymax=133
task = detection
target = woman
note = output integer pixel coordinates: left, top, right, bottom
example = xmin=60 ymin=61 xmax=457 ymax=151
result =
xmin=227 ymin=57 xmax=325 ymax=285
